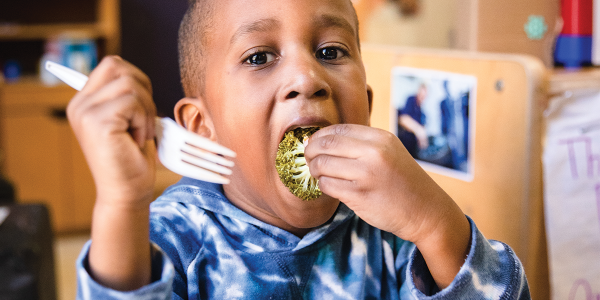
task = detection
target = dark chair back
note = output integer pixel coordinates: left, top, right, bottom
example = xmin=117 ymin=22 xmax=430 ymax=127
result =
xmin=0 ymin=204 xmax=56 ymax=300
xmin=0 ymin=176 xmax=15 ymax=205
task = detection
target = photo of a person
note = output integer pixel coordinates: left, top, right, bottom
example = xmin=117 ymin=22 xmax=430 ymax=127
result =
xmin=392 ymin=67 xmax=476 ymax=180
xmin=397 ymin=83 xmax=429 ymax=157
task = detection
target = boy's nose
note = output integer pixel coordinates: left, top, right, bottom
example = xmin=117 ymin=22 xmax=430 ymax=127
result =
xmin=279 ymin=54 xmax=331 ymax=101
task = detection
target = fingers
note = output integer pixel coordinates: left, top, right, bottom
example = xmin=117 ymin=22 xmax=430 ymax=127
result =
xmin=304 ymin=132 xmax=373 ymax=160
xmin=85 ymin=56 xmax=153 ymax=96
xmin=309 ymin=123 xmax=379 ymax=142
xmin=305 ymin=124 xmax=395 ymax=162
xmin=305 ymin=134 xmax=380 ymax=195
xmin=72 ymin=74 xmax=153 ymax=112
xmin=305 ymin=124 xmax=403 ymax=202
xmin=63 ymin=56 xmax=158 ymax=208
xmin=317 ymin=176 xmax=360 ymax=202
xmin=67 ymin=56 xmax=157 ymax=144
xmin=69 ymin=79 xmax=155 ymax=145
xmin=70 ymin=56 xmax=156 ymax=120
xmin=90 ymin=94 xmax=152 ymax=148
xmin=307 ymin=154 xmax=363 ymax=181
xmin=94 ymin=76 xmax=155 ymax=140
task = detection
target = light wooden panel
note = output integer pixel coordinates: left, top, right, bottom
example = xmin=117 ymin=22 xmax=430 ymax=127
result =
xmin=353 ymin=0 xmax=385 ymax=40
xmin=453 ymin=0 xmax=559 ymax=68
xmin=0 ymin=0 xmax=121 ymax=233
xmin=478 ymin=1 xmax=559 ymax=68
xmin=354 ymin=0 xmax=559 ymax=68
xmin=0 ymin=80 xmax=183 ymax=233
xmin=0 ymin=24 xmax=107 ymax=41
xmin=362 ymin=44 xmax=549 ymax=299
xmin=2 ymin=112 xmax=73 ymax=231
xmin=0 ymin=83 xmax=86 ymax=233
xmin=0 ymin=78 xmax=77 ymax=107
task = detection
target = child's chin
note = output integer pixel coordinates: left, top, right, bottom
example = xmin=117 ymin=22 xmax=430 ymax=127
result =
xmin=279 ymin=193 xmax=340 ymax=229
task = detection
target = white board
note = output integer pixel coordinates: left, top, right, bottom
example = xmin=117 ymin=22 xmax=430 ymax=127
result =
xmin=544 ymin=89 xmax=600 ymax=299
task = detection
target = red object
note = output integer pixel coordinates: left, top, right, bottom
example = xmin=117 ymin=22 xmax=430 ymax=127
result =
xmin=561 ymin=0 xmax=593 ymax=35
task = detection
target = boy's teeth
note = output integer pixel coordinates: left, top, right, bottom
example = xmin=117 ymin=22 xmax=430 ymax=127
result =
xmin=286 ymin=125 xmax=319 ymax=133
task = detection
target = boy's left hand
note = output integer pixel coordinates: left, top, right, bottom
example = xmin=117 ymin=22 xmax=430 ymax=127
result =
xmin=305 ymin=124 xmax=449 ymax=240
xmin=304 ymin=124 xmax=471 ymax=288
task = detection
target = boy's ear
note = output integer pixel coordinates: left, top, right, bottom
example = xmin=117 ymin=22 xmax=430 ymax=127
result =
xmin=174 ymin=97 xmax=216 ymax=140
xmin=367 ymin=84 xmax=374 ymax=115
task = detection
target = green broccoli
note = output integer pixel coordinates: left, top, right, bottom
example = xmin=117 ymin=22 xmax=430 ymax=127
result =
xmin=276 ymin=127 xmax=322 ymax=201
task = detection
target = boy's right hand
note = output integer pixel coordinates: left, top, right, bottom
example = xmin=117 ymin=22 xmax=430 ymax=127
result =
xmin=67 ymin=56 xmax=157 ymax=208
xmin=68 ymin=56 xmax=157 ymax=290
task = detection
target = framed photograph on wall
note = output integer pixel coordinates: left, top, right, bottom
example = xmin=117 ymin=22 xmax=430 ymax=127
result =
xmin=391 ymin=67 xmax=477 ymax=181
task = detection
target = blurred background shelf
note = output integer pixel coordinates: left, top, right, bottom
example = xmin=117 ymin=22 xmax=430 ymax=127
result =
xmin=548 ymin=68 xmax=600 ymax=95
xmin=0 ymin=0 xmax=120 ymax=54
xmin=0 ymin=0 xmax=120 ymax=234
xmin=0 ymin=23 xmax=107 ymax=40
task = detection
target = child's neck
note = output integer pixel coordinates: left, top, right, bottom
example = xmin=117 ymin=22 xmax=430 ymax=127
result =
xmin=223 ymin=188 xmax=313 ymax=238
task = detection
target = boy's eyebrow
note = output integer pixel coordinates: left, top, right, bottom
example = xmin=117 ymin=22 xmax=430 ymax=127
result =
xmin=230 ymin=18 xmax=281 ymax=45
xmin=312 ymin=14 xmax=356 ymax=38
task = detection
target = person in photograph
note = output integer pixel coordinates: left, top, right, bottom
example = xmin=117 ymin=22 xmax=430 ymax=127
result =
xmin=397 ymin=83 xmax=428 ymax=158
xmin=440 ymin=80 xmax=470 ymax=172
xmin=439 ymin=80 xmax=457 ymax=169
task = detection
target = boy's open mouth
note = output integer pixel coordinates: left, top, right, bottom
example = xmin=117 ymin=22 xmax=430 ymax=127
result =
xmin=276 ymin=126 xmax=322 ymax=201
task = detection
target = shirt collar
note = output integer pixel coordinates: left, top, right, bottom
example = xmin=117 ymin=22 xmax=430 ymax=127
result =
xmin=159 ymin=177 xmax=355 ymax=251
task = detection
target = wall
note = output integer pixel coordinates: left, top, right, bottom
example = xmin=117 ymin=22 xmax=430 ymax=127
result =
xmin=120 ymin=0 xmax=188 ymax=118
xmin=362 ymin=0 xmax=458 ymax=49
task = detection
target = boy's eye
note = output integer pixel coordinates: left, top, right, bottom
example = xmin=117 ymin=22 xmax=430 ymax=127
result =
xmin=317 ymin=47 xmax=344 ymax=60
xmin=246 ymin=52 xmax=275 ymax=65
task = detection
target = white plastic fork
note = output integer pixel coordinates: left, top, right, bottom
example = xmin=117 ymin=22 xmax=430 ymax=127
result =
xmin=45 ymin=61 xmax=236 ymax=184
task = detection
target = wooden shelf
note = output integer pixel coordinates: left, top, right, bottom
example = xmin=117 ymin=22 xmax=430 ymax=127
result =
xmin=2 ymin=75 xmax=79 ymax=88
xmin=0 ymin=23 xmax=108 ymax=41
xmin=0 ymin=0 xmax=120 ymax=52
xmin=548 ymin=67 xmax=600 ymax=95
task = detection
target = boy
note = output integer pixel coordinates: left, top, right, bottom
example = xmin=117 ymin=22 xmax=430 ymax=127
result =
xmin=71 ymin=0 xmax=530 ymax=298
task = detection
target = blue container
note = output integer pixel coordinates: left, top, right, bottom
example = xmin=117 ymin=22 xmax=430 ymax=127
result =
xmin=3 ymin=60 xmax=21 ymax=82
xmin=554 ymin=34 xmax=592 ymax=68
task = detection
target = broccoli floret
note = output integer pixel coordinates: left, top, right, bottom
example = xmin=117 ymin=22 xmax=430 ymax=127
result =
xmin=276 ymin=127 xmax=322 ymax=201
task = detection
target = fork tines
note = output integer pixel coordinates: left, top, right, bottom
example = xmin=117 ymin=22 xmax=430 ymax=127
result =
xmin=156 ymin=117 xmax=236 ymax=184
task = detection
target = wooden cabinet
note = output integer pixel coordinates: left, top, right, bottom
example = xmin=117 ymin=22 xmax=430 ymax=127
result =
xmin=453 ymin=0 xmax=560 ymax=68
xmin=362 ymin=45 xmax=549 ymax=300
xmin=0 ymin=0 xmax=121 ymax=54
xmin=0 ymin=78 xmax=183 ymax=233
xmin=354 ymin=0 xmax=560 ymax=68
xmin=0 ymin=0 xmax=121 ymax=233
xmin=0 ymin=0 xmax=183 ymax=233
xmin=0 ymin=79 xmax=95 ymax=233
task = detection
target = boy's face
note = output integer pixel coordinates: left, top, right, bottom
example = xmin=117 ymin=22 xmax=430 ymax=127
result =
xmin=193 ymin=0 xmax=371 ymax=234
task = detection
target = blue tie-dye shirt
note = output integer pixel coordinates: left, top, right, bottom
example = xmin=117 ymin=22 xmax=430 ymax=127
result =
xmin=76 ymin=178 xmax=530 ymax=299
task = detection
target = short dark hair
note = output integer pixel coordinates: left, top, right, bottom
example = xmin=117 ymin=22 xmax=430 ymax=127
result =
xmin=178 ymin=0 xmax=215 ymax=97
xmin=177 ymin=0 xmax=359 ymax=98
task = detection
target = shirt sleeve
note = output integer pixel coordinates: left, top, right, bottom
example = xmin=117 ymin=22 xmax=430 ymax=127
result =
xmin=401 ymin=216 xmax=531 ymax=299
xmin=75 ymin=241 xmax=176 ymax=300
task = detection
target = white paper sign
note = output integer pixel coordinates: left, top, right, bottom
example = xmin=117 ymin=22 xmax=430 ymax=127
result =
xmin=544 ymin=89 xmax=600 ymax=300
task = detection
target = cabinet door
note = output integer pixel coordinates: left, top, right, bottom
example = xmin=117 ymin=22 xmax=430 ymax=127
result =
xmin=1 ymin=83 xmax=95 ymax=233
xmin=3 ymin=111 xmax=75 ymax=232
